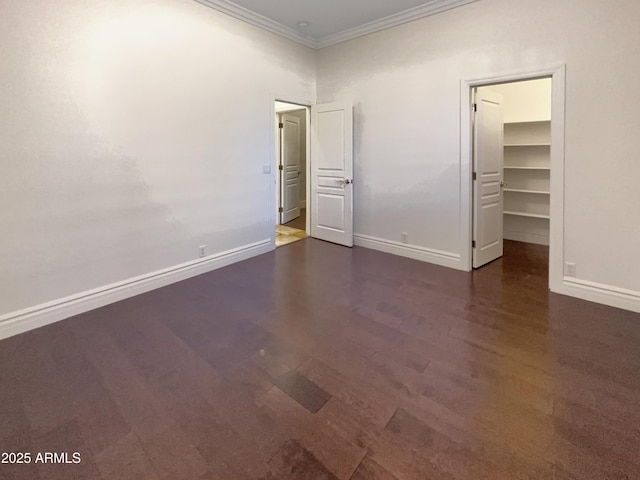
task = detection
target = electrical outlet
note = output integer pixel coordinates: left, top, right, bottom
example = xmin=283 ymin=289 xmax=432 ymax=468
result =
xmin=262 ymin=165 xmax=271 ymax=174
xmin=401 ymin=232 xmax=409 ymax=244
xmin=199 ymin=245 xmax=206 ymax=258
xmin=565 ymin=262 xmax=576 ymax=277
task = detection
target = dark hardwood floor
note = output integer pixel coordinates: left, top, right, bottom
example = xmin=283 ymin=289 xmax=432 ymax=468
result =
xmin=1 ymin=239 xmax=640 ymax=479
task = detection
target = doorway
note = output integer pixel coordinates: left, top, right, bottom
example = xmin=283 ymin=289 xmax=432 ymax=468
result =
xmin=463 ymin=66 xmax=566 ymax=291
xmin=473 ymin=77 xmax=552 ymax=268
xmin=275 ymin=101 xmax=310 ymax=247
xmin=271 ymin=99 xmax=355 ymax=249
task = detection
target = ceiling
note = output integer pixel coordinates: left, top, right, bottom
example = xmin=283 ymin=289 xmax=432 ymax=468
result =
xmin=194 ymin=0 xmax=479 ymax=49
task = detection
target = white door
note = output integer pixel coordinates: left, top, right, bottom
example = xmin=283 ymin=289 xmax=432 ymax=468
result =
xmin=280 ymin=113 xmax=301 ymax=224
xmin=311 ymin=101 xmax=353 ymax=247
xmin=473 ymin=89 xmax=504 ymax=268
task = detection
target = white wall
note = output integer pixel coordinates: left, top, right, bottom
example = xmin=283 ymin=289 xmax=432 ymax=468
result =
xmin=0 ymin=0 xmax=315 ymax=317
xmin=316 ymin=0 xmax=640 ymax=302
xmin=482 ymin=78 xmax=551 ymax=123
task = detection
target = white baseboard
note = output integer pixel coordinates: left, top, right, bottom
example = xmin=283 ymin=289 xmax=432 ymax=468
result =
xmin=557 ymin=277 xmax=640 ymax=314
xmin=504 ymin=230 xmax=549 ymax=246
xmin=0 ymin=240 xmax=273 ymax=341
xmin=353 ymin=234 xmax=463 ymax=270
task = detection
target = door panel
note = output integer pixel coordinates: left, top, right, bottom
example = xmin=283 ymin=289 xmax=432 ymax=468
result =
xmin=473 ymin=90 xmax=504 ymax=268
xmin=311 ymin=102 xmax=353 ymax=247
xmin=317 ymin=110 xmax=346 ymax=171
xmin=317 ymin=194 xmax=345 ymax=231
xmin=281 ymin=113 xmax=301 ymax=224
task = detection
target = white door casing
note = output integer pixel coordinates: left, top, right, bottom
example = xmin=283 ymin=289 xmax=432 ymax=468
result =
xmin=473 ymin=90 xmax=504 ymax=268
xmin=280 ymin=113 xmax=301 ymax=224
xmin=310 ymin=101 xmax=354 ymax=247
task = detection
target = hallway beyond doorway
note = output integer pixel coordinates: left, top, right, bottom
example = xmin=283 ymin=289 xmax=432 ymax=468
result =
xmin=276 ymin=209 xmax=308 ymax=247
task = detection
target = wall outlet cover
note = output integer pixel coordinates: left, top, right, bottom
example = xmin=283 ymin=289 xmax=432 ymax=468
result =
xmin=565 ymin=262 xmax=577 ymax=277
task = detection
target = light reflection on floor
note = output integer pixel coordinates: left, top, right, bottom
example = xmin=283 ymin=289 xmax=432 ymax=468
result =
xmin=275 ymin=224 xmax=309 ymax=247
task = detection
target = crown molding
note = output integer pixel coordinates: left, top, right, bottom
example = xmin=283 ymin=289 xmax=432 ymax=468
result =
xmin=194 ymin=0 xmax=479 ymax=50
xmin=193 ymin=0 xmax=317 ymax=48
xmin=316 ymin=0 xmax=479 ymax=48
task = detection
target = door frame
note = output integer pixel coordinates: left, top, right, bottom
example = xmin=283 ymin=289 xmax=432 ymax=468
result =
xmin=270 ymin=96 xmax=311 ymax=247
xmin=460 ymin=64 xmax=566 ymax=292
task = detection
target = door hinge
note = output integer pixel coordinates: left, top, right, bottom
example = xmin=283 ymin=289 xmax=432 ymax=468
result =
xmin=472 ymin=103 xmax=477 ymax=112
xmin=473 ymin=172 xmax=477 ymax=181
xmin=472 ymin=240 xmax=476 ymax=248
xmin=278 ymin=164 xmax=284 ymax=171
xmin=278 ymin=122 xmax=283 ymax=129
xmin=278 ymin=207 xmax=284 ymax=213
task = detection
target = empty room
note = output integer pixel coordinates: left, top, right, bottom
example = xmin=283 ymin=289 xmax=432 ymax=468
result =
xmin=1 ymin=0 xmax=640 ymax=479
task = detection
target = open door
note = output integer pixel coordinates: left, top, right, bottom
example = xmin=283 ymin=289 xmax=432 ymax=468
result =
xmin=473 ymin=89 xmax=504 ymax=268
xmin=280 ymin=113 xmax=301 ymax=224
xmin=310 ymin=101 xmax=353 ymax=247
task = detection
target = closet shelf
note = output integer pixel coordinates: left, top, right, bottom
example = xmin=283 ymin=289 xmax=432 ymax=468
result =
xmin=504 ymin=143 xmax=551 ymax=147
xmin=504 ymin=166 xmax=550 ymax=170
xmin=504 ymin=120 xmax=551 ymax=125
xmin=503 ymin=188 xmax=550 ymax=195
xmin=503 ymin=211 xmax=550 ymax=219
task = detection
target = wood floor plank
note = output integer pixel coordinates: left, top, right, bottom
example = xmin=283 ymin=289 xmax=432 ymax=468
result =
xmin=350 ymin=456 xmax=401 ymax=480
xmin=265 ymin=439 xmax=339 ymax=480
xmin=262 ymin=387 xmax=366 ymax=480
xmin=174 ymin=396 xmax=269 ymax=479
xmin=94 ymin=432 xmax=159 ymax=480
xmin=398 ymin=393 xmax=555 ymax=480
xmin=386 ymin=408 xmax=513 ymax=480
xmin=273 ymin=370 xmax=332 ymax=413
xmin=297 ymin=358 xmax=398 ymax=428
xmin=317 ymin=396 xmax=455 ymax=480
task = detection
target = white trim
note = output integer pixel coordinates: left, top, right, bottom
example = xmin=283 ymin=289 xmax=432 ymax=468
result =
xmin=460 ymin=64 xmax=566 ymax=293
xmin=558 ymin=278 xmax=640 ymax=314
xmin=354 ymin=234 xmax=463 ymax=271
xmin=305 ymin=107 xmax=311 ymax=234
xmin=194 ymin=0 xmax=478 ymax=49
xmin=548 ymin=66 xmax=567 ymax=293
xmin=0 ymin=240 xmax=272 ymax=341
xmin=503 ymin=231 xmax=549 ymax=246
xmin=315 ymin=0 xmax=479 ymax=48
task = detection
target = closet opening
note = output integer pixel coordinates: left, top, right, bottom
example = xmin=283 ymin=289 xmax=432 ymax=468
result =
xmin=274 ymin=100 xmax=310 ymax=247
xmin=471 ymin=78 xmax=553 ymax=274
